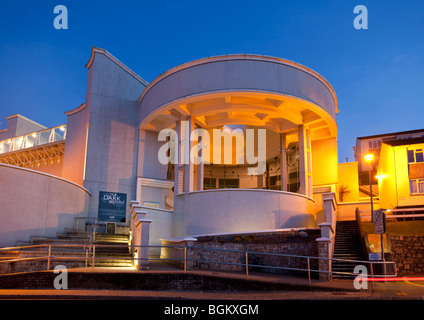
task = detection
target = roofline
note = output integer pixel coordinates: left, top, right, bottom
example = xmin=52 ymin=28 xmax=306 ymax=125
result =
xmin=382 ymin=136 xmax=424 ymax=147
xmin=5 ymin=114 xmax=47 ymax=129
xmin=65 ymin=103 xmax=86 ymax=116
xmin=357 ymin=128 xmax=424 ymax=140
xmin=137 ymin=54 xmax=339 ymax=114
xmin=85 ymin=47 xmax=149 ymax=86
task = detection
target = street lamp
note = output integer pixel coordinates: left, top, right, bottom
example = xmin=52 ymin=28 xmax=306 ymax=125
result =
xmin=364 ymin=153 xmax=374 ymax=221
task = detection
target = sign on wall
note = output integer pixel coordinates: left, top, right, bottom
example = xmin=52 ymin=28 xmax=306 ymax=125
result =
xmin=98 ymin=191 xmax=127 ymax=223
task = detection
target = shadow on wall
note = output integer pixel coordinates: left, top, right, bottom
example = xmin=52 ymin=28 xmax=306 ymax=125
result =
xmin=273 ymin=210 xmax=316 ymax=228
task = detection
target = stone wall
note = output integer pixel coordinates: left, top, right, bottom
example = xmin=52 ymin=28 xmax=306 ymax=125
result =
xmin=161 ymin=230 xmax=321 ymax=278
xmin=391 ymin=235 xmax=424 ymax=275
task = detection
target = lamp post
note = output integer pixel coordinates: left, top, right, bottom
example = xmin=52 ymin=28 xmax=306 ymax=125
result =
xmin=364 ymin=153 xmax=374 ymax=221
xmin=364 ymin=153 xmax=385 ymax=266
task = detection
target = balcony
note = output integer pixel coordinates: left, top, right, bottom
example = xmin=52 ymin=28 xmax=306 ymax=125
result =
xmin=0 ymin=125 xmax=67 ymax=167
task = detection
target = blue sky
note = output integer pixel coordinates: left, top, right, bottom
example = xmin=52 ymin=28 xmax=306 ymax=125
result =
xmin=0 ymin=0 xmax=423 ymax=162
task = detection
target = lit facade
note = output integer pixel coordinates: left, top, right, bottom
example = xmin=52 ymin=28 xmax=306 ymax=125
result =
xmin=354 ymin=129 xmax=424 ymax=186
xmin=377 ymin=137 xmax=424 ymax=209
xmin=0 ymin=48 xmax=340 ymax=247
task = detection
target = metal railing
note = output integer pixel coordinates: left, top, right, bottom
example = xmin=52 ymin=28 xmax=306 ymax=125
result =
xmin=359 ymin=207 xmax=424 ymax=221
xmin=0 ymin=125 xmax=67 ymax=155
xmin=0 ymin=243 xmax=397 ymax=288
xmin=73 ymin=218 xmax=98 ymax=243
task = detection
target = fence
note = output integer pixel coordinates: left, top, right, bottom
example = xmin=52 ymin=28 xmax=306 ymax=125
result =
xmin=359 ymin=207 xmax=424 ymax=222
xmin=0 ymin=243 xmax=396 ymax=287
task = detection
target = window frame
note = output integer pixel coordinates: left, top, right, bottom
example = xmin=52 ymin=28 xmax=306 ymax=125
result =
xmin=408 ymin=148 xmax=424 ymax=164
xmin=410 ymin=178 xmax=424 ymax=195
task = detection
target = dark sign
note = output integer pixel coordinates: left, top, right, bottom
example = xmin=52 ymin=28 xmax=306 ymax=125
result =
xmin=373 ymin=209 xmax=386 ymax=234
xmin=98 ymin=191 xmax=127 ymax=223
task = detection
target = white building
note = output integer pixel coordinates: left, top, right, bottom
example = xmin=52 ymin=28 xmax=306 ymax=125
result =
xmin=0 ymin=48 xmax=339 ymax=249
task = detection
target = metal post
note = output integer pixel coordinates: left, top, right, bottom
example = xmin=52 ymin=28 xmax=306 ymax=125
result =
xmin=307 ymin=257 xmax=311 ymax=286
xmin=245 ymin=251 xmax=249 ymax=276
xmin=91 ymin=245 xmax=96 ymax=271
xmin=47 ymin=245 xmax=51 ymax=271
xmin=369 ymin=161 xmax=374 ymax=222
xmin=184 ymin=246 xmax=187 ymax=272
xmin=381 ymin=233 xmax=386 ymax=282
xmin=370 ymin=262 xmax=375 ymax=292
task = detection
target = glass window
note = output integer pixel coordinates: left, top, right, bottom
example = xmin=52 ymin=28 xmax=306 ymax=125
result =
xmin=419 ymin=179 xmax=424 ymax=194
xmin=410 ymin=179 xmax=418 ymax=194
xmin=204 ymin=178 xmax=216 ymax=190
xmin=415 ymin=149 xmax=424 ymax=163
xmin=408 ymin=149 xmax=424 ymax=163
xmin=408 ymin=150 xmax=415 ymax=163
xmin=369 ymin=140 xmax=381 ymax=150
xmin=410 ymin=179 xmax=424 ymax=194
xmin=218 ymin=178 xmax=239 ymax=189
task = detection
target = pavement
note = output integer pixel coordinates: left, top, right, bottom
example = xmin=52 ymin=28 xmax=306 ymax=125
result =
xmin=0 ymin=262 xmax=424 ymax=300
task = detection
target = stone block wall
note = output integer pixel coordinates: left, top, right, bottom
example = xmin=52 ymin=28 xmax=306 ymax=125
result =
xmin=162 ymin=230 xmax=321 ymax=278
xmin=391 ymin=235 xmax=424 ymax=275
xmin=187 ymin=242 xmax=319 ymax=277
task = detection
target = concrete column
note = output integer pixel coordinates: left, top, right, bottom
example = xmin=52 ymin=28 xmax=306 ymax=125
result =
xmin=298 ymin=125 xmax=307 ymax=196
xmin=174 ymin=121 xmax=182 ymax=195
xmin=197 ymin=162 xmax=204 ymax=191
xmin=257 ymin=174 xmax=264 ymax=189
xmin=136 ymin=218 xmax=152 ymax=270
xmin=280 ymin=133 xmax=287 ymax=191
xmin=306 ymin=128 xmax=312 ymax=197
xmin=182 ymin=117 xmax=195 ymax=193
xmin=317 ymin=192 xmax=336 ymax=281
xmin=195 ymin=124 xmax=204 ymax=191
xmin=316 ymin=238 xmax=332 ymax=281
xmin=298 ymin=125 xmax=312 ymax=197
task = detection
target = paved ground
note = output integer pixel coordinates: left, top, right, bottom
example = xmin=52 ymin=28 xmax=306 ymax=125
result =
xmin=0 ymin=263 xmax=423 ymax=300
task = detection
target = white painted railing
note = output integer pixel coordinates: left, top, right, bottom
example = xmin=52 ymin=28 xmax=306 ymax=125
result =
xmin=0 ymin=125 xmax=66 ymax=154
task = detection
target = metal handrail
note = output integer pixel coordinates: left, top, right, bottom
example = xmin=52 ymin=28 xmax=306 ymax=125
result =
xmin=359 ymin=207 xmax=424 ymax=221
xmin=0 ymin=125 xmax=67 ymax=155
xmin=0 ymin=243 xmax=397 ymax=286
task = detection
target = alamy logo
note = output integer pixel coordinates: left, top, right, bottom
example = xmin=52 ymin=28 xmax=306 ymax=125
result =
xmin=53 ymin=5 xmax=68 ymax=30
xmin=53 ymin=265 xmax=68 ymax=289
xmin=158 ymin=122 xmax=267 ymax=175
xmin=353 ymin=5 xmax=368 ymax=30
xmin=353 ymin=265 xmax=368 ymax=289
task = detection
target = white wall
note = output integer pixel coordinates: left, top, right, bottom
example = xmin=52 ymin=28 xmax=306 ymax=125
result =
xmin=172 ymin=189 xmax=315 ymax=238
xmin=0 ymin=164 xmax=91 ymax=247
xmin=83 ymin=50 xmax=147 ymax=224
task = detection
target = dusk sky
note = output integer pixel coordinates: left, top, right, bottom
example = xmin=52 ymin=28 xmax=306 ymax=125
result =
xmin=0 ymin=0 xmax=423 ymax=162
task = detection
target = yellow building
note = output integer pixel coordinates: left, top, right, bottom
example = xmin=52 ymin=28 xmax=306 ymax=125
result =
xmin=377 ymin=137 xmax=424 ymax=210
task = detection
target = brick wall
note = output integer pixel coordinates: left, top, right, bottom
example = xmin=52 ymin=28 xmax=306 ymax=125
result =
xmin=391 ymin=235 xmax=424 ymax=275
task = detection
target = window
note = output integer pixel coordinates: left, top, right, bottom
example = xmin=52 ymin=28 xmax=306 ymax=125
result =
xmin=410 ymin=179 xmax=424 ymax=194
xmin=204 ymin=178 xmax=217 ymax=190
xmin=218 ymin=178 xmax=239 ymax=189
xmin=408 ymin=149 xmax=424 ymax=164
xmin=368 ymin=140 xmax=381 ymax=150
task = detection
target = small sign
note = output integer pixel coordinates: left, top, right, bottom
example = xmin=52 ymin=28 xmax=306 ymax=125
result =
xmin=369 ymin=252 xmax=382 ymax=261
xmin=106 ymin=222 xmax=116 ymax=234
xmin=373 ymin=209 xmax=386 ymax=234
xmin=98 ymin=191 xmax=127 ymax=223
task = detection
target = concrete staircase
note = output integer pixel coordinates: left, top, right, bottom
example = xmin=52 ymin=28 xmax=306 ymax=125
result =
xmin=14 ymin=229 xmax=132 ymax=269
xmin=332 ymin=220 xmax=365 ymax=279
xmin=92 ymin=233 xmax=132 ymax=267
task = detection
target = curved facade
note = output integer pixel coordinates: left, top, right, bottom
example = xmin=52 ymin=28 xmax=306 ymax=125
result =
xmin=139 ymin=55 xmax=337 ymax=137
xmin=173 ymin=189 xmax=315 ymax=237
xmin=0 ymin=163 xmax=91 ymax=247
xmin=137 ymin=54 xmax=339 ymax=239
